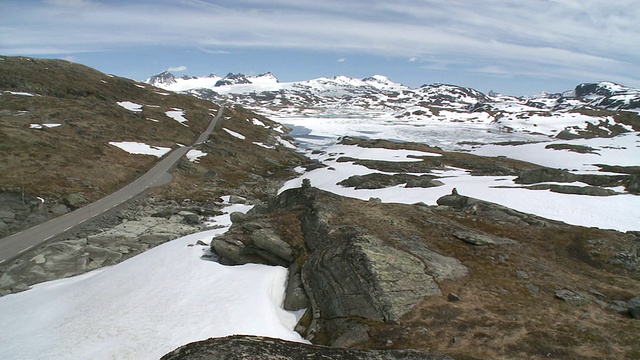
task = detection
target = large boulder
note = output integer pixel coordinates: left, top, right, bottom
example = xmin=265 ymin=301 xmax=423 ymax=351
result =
xmin=301 ymin=228 xmax=441 ymax=323
xmin=161 ymin=335 xmax=453 ymax=360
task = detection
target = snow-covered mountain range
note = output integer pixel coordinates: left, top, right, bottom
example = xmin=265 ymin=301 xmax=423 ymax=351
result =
xmin=145 ymin=72 xmax=640 ymax=139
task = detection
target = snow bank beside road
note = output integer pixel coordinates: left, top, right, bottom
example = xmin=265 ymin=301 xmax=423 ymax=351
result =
xmin=0 ymin=202 xmax=306 ymax=360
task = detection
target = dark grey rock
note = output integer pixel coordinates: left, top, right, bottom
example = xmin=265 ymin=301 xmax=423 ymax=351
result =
xmin=229 ymin=211 xmax=248 ymax=224
xmin=448 ymin=293 xmax=460 ymax=302
xmin=228 ymin=195 xmax=247 ymax=204
xmin=250 ymin=229 xmax=294 ymax=263
xmin=610 ymin=300 xmax=629 ymax=314
xmin=453 ymin=230 xmax=496 ymax=245
xmin=178 ymin=211 xmax=200 ymax=224
xmin=64 ymin=192 xmax=88 ymax=209
xmin=627 ymin=296 xmax=640 ymax=319
xmin=48 ymin=204 xmax=69 ymax=216
xmin=0 ymin=209 xmax=16 ymax=220
xmin=436 ymin=191 xmax=476 ymax=208
xmin=329 ymin=321 xmax=371 ymax=348
xmin=284 ymin=262 xmax=309 ymax=311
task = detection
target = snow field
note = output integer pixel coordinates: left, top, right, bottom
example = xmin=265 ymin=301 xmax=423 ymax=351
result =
xmin=0 ymin=202 xmax=307 ymax=360
xmin=278 ymin=126 xmax=640 ymax=232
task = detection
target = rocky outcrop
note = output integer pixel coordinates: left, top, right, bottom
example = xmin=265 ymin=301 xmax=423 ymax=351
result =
xmin=161 ymin=335 xmax=453 ymax=360
xmin=0 ymin=199 xmax=220 ymax=296
xmin=210 ymin=185 xmax=470 ymax=346
xmin=338 ymin=173 xmax=443 ymax=189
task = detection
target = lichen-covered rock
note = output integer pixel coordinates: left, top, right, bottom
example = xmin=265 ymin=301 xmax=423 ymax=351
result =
xmin=302 ymin=229 xmax=441 ymax=323
xmin=160 ymin=335 xmax=454 ymax=360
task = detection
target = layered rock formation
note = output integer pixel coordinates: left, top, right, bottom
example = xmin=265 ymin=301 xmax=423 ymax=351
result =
xmin=209 ymin=184 xmax=640 ymax=358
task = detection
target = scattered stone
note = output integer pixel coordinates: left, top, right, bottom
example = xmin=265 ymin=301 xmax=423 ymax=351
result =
xmin=593 ymin=299 xmax=609 ymax=309
xmin=555 ymin=289 xmax=590 ymax=305
xmin=627 ymin=296 xmax=640 ymax=319
xmin=526 ymin=284 xmax=539 ymax=295
xmin=609 ymin=300 xmax=629 ymax=314
xmin=49 ymin=204 xmax=69 ymax=216
xmin=516 ymin=270 xmax=530 ymax=279
xmin=453 ymin=230 xmax=493 ymax=246
xmin=229 ymin=211 xmax=248 ymax=224
xmin=178 ymin=211 xmax=200 ymax=225
xmin=228 ymin=195 xmax=247 ymax=204
xmin=64 ymin=192 xmax=88 ymax=209
xmin=0 ymin=209 xmax=17 ymax=221
xmin=448 ymin=293 xmax=461 ymax=302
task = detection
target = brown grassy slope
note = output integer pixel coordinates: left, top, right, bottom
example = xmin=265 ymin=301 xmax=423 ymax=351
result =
xmin=151 ymin=105 xmax=308 ymax=202
xmin=0 ymin=55 xmax=219 ymax=202
xmin=311 ymin=195 xmax=640 ymax=359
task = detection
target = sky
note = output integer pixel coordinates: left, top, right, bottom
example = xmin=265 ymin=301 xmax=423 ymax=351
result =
xmin=2 ymin=0 xmax=639 ymax=95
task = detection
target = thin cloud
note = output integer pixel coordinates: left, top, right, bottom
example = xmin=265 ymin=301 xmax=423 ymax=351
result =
xmin=337 ymin=58 xmax=346 ymax=63
xmin=167 ymin=65 xmax=187 ymax=72
xmin=43 ymin=0 xmax=95 ymax=7
xmin=2 ymin=1 xmax=639 ymax=87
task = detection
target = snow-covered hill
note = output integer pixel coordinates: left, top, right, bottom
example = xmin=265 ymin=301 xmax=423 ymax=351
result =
xmin=145 ymin=72 xmax=640 ymax=139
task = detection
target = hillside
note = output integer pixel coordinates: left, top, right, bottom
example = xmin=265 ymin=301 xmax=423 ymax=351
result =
xmin=0 ymin=56 xmax=305 ymax=238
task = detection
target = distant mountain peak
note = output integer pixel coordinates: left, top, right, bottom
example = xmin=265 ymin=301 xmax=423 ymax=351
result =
xmin=215 ymin=73 xmax=252 ymax=87
xmin=144 ymin=71 xmax=176 ymax=86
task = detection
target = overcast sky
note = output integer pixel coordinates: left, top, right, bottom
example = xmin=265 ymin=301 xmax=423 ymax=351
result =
xmin=2 ymin=0 xmax=639 ymax=95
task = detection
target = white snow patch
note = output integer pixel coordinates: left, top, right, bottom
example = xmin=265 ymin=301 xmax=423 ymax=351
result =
xmin=252 ymin=118 xmax=266 ymax=127
xmin=223 ymin=128 xmax=246 ymax=140
xmin=146 ymin=118 xmax=160 ymax=123
xmin=0 ymin=203 xmax=307 ymax=360
xmin=109 ymin=142 xmax=171 ymax=157
xmin=186 ymin=149 xmax=207 ymax=163
xmin=135 ymin=84 xmax=146 ymax=89
xmin=253 ymin=142 xmax=275 ymax=149
xmin=319 ymin=144 xmax=440 ymax=162
xmin=165 ymin=109 xmax=189 ymax=125
xmin=29 ymin=123 xmax=62 ymax=129
xmin=276 ymin=137 xmax=297 ymax=149
xmin=117 ymin=101 xmax=143 ymax=112
xmin=3 ymin=91 xmax=37 ymax=96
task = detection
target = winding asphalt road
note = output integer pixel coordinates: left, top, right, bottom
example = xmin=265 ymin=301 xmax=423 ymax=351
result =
xmin=0 ymin=107 xmax=224 ymax=266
